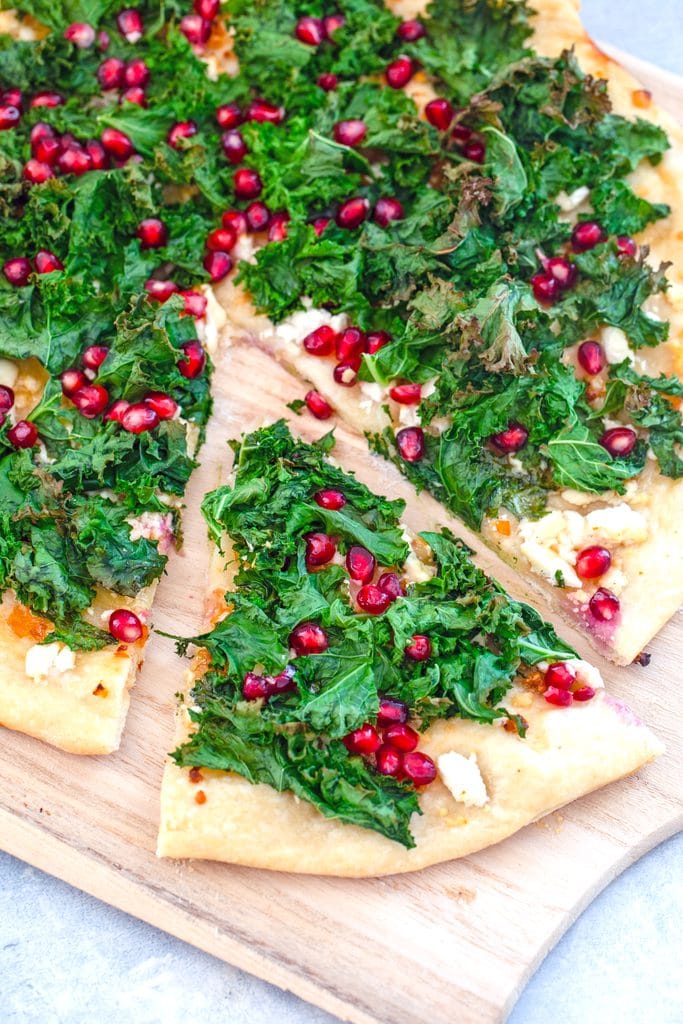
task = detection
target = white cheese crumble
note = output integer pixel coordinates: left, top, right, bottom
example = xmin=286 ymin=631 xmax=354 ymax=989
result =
xmin=195 ymin=286 xmax=227 ymax=354
xmin=262 ymin=307 xmax=348 ymax=360
xmin=0 ymin=358 xmax=19 ymax=388
xmin=127 ymin=511 xmax=175 ymax=555
xmin=438 ymin=751 xmax=489 ymax=808
xmin=600 ymin=326 xmax=634 ymax=365
xmin=400 ymin=528 xmax=435 ymax=583
xmin=25 ymin=642 xmax=76 ymax=682
xmin=555 ymin=186 xmax=590 ymax=212
xmin=564 ymin=658 xmax=605 ymax=691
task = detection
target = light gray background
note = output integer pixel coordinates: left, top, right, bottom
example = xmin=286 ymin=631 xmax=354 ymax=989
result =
xmin=2 ymin=2 xmax=682 ymax=1022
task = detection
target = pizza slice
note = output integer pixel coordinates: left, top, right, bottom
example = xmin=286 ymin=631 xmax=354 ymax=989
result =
xmin=157 ymin=422 xmax=661 ymax=875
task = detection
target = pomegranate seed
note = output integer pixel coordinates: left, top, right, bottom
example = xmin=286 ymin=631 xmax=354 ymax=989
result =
xmin=357 ymin=584 xmax=391 ymax=615
xmin=108 ymin=608 xmax=143 ymax=643
xmin=335 ymin=327 xmax=365 ymax=362
xmin=180 ymin=14 xmax=211 ymax=45
xmin=180 ymin=290 xmax=207 ymax=318
xmin=194 ymin=0 xmax=219 ymax=19
xmin=402 ymin=751 xmax=437 ymax=786
xmin=573 ymin=686 xmax=596 ymax=702
xmin=305 ymin=389 xmax=333 ymax=419
xmin=383 ymin=722 xmax=419 ymax=752
xmin=97 ymin=31 xmax=110 ymax=50
xmin=375 ymin=744 xmax=402 ymax=775
xmin=547 ymin=256 xmax=577 ymax=290
xmin=374 ymin=196 xmax=404 ymax=228
xmin=464 ymin=140 xmax=486 ymax=163
xmin=425 ymin=98 xmax=453 ymax=130
xmin=23 ymin=159 xmax=53 ymax=183
xmin=233 ymin=167 xmax=262 ymax=199
xmin=346 ymin=546 xmax=376 ymax=584
xmin=246 ymin=99 xmax=284 ymax=124
xmin=269 ymin=664 xmax=297 ymax=696
xmin=221 ymin=129 xmax=247 ymax=164
xmin=104 ymin=399 xmax=130 ymax=423
xmin=71 ymin=384 xmax=109 ymax=418
xmin=64 ymin=22 xmax=95 ymax=48
xmin=396 ymin=426 xmax=425 ymax=462
xmin=0 ymin=105 xmax=20 ymax=130
xmin=295 ymin=16 xmax=325 ymax=45
xmin=216 ymin=103 xmax=242 ymax=130
xmin=3 ymin=257 xmax=31 ymax=286
xmin=290 ymin=621 xmax=329 ymax=655
xmin=121 ymin=402 xmax=159 ymax=433
xmin=312 ymin=217 xmax=330 ymax=236
xmin=576 ymin=545 xmax=611 ymax=579
xmin=589 ymin=587 xmax=620 ymax=622
xmin=617 ymin=236 xmax=637 ymax=257
xmin=124 ymin=59 xmax=150 ymax=88
xmin=101 ymin=127 xmax=134 ymax=160
xmin=377 ymin=572 xmax=402 ymax=601
xmin=572 ymin=220 xmax=605 ymax=252
xmin=137 ymin=218 xmax=168 ymax=249
xmin=333 ymin=119 xmax=367 ymax=147
xmin=81 ymin=345 xmax=109 ymax=370
xmin=323 ymin=13 xmax=345 ymax=38
xmin=222 ymin=209 xmax=248 ymax=235
xmin=405 ymin=634 xmax=431 ymax=661
xmin=303 ymin=324 xmax=337 ymax=356
xmin=305 ymin=532 xmax=336 ymax=567
xmin=396 ymin=19 xmax=425 ymax=41
xmin=245 ymin=201 xmax=270 ymax=232
xmin=34 ymin=250 xmax=63 ymax=274
xmin=333 ymin=361 xmax=358 ymax=387
xmin=314 ymin=488 xmax=346 ymax=511
xmin=207 ymin=225 xmax=236 ymax=251
xmin=599 ymin=426 xmax=637 ymax=457
xmin=98 ymin=56 xmax=125 ymax=89
xmin=30 ymin=92 xmax=63 ymax=108
xmin=203 ymin=250 xmax=233 ymax=282
xmin=0 ymin=385 xmax=15 ymax=412
xmin=85 ymin=140 xmax=108 ymax=169
xmin=317 ymin=73 xmax=338 ymax=91
xmin=167 ymin=120 xmax=197 ymax=149
xmin=178 ymin=340 xmax=206 ymax=379
xmin=344 ymin=724 xmax=381 ymax=756
xmin=544 ymin=686 xmax=573 ymax=707
xmin=490 ymin=422 xmax=528 ymax=454
xmin=145 ymin=279 xmax=179 ymax=302
xmin=145 ymin=391 xmax=178 ymax=420
xmin=58 ymin=146 xmax=92 ymax=176
xmin=0 ymin=88 xmax=22 ymax=108
xmin=577 ymin=340 xmax=605 ymax=375
xmin=452 ymin=123 xmax=473 ymax=145
xmin=117 ymin=9 xmax=143 ymax=43
xmin=544 ymin=662 xmax=576 ymax=690
xmin=366 ymin=330 xmax=391 ymax=354
xmin=377 ymin=697 xmax=408 ymax=725
xmin=531 ymin=272 xmax=560 ymax=305
xmin=8 ymin=420 xmax=38 ymax=448
xmin=242 ymin=671 xmax=269 ymax=700
xmin=33 ymin=135 xmax=60 ymax=164
xmin=386 ymin=56 xmax=413 ymax=89
xmin=60 ymin=368 xmax=87 ymax=395
xmin=268 ymin=211 xmax=289 ymax=242
xmin=30 ymin=122 xmax=54 ymax=144
xmin=336 ymin=196 xmax=369 ymax=229
xmin=389 ymin=382 xmax=421 ymax=405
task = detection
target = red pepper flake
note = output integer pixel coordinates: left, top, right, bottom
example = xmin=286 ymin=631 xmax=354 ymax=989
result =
xmin=92 ymin=683 xmax=109 ymax=698
xmin=188 ymin=767 xmax=203 ymax=784
xmin=194 ymin=789 xmax=207 ymax=805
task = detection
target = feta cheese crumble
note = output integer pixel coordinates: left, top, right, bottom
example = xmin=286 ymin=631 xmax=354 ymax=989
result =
xmin=438 ymin=751 xmax=489 ymax=807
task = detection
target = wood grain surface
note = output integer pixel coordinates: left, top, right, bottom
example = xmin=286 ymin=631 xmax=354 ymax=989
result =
xmin=1 ymin=50 xmax=681 ymax=1024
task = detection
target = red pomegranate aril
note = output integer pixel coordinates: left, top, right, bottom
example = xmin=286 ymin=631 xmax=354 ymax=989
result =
xmin=374 ymin=196 xmax=404 ymax=228
xmin=121 ymin=402 xmax=159 ymax=434
xmin=343 ymin=723 xmax=381 ymax=756
xmin=397 ymin=19 xmax=425 ymax=41
xmin=23 ymin=159 xmax=54 ymax=184
xmin=7 ymin=420 xmax=38 ymax=448
xmin=242 ymin=671 xmax=269 ymax=700
xmin=303 ymin=324 xmax=337 ymax=357
xmin=333 ymin=119 xmax=367 ymax=147
xmin=576 ymin=545 xmax=611 ymax=580
xmin=30 ymin=92 xmax=63 ymax=108
xmin=451 ymin=123 xmax=473 ymax=145
xmin=544 ymin=662 xmax=576 ymax=691
xmin=98 ymin=56 xmax=125 ymax=89
xmin=0 ymin=385 xmax=14 ymax=412
xmin=194 ymin=0 xmax=219 ymax=19
xmin=178 ymin=340 xmax=206 ymax=379
xmin=233 ymin=167 xmax=262 ymax=199
xmin=245 ymin=201 xmax=270 ymax=232
xmin=145 ymin=278 xmax=179 ymax=302
xmin=464 ymin=140 xmax=485 ymax=163
xmin=268 ymin=211 xmax=289 ymax=242
xmin=33 ymin=135 xmax=60 ymax=164
xmin=305 ymin=532 xmax=336 ymax=567
xmin=305 ymin=389 xmax=334 ymax=419
xmin=207 ymin=225 xmax=237 ymax=251
xmin=85 ymin=139 xmax=108 ymax=170
xmin=221 ymin=129 xmax=247 ymax=164
xmin=246 ymin=99 xmax=284 ymax=124
xmin=117 ymin=9 xmax=143 ymax=43
xmin=589 ymin=587 xmax=620 ymax=622
xmin=572 ymin=220 xmax=605 ymax=252
xmin=295 ymin=16 xmax=325 ymax=45
xmin=269 ymin=664 xmax=297 ymax=696
xmin=377 ymin=572 xmax=402 ymax=601
xmin=376 ymin=744 xmax=402 ymax=776
xmin=290 ymin=621 xmax=329 ymax=656
xmin=578 ymin=340 xmax=605 ymax=375
xmin=425 ymin=97 xmax=453 ymax=130
xmin=617 ymin=235 xmax=637 ymax=257
xmin=547 ymin=256 xmax=577 ymax=291
xmin=145 ymin=391 xmax=178 ymax=420
xmin=203 ymin=250 xmax=233 ymax=282
xmin=80 ymin=345 xmax=108 ymax=371
xmin=314 ymin=488 xmax=346 ymax=511
xmin=312 ymin=217 xmax=330 ymax=237
xmin=544 ymin=686 xmax=573 ymax=707
xmin=3 ymin=257 xmax=31 ymax=286
xmin=317 ymin=73 xmax=338 ymax=92
xmin=366 ymin=330 xmax=391 ymax=354
xmin=336 ymin=328 xmax=365 ymax=363
xmin=599 ymin=426 xmax=637 ymax=457
xmin=531 ymin=271 xmax=560 ymax=305
xmin=357 ymin=584 xmax=391 ymax=615
xmin=402 ymin=751 xmax=437 ymax=786
xmin=58 ymin=146 xmax=92 ymax=176
xmin=60 ymin=368 xmax=86 ymax=395
xmin=137 ymin=218 xmax=168 ymax=249
xmin=123 ymin=59 xmax=150 ymax=88
xmin=216 ymin=103 xmax=242 ymax=129
xmin=490 ymin=422 xmax=528 ymax=454
xmin=0 ymin=88 xmax=22 ymax=108
xmin=222 ymin=209 xmax=248 ymax=235
xmin=180 ymin=14 xmax=211 ymax=45
xmin=405 ymin=634 xmax=431 ymax=661
xmin=181 ymin=290 xmax=207 ymax=318
xmin=30 ymin=122 xmax=53 ymax=145
xmin=346 ymin=545 xmax=376 ymax=584
xmin=108 ymin=608 xmax=143 ymax=643
xmin=572 ymin=685 xmax=596 ymax=702
xmin=377 ymin=697 xmax=408 ymax=726
xmin=389 ymin=382 xmax=421 ymax=405
xmin=0 ymin=104 xmax=20 ymax=130
xmin=323 ymin=13 xmax=345 ymax=38
xmin=396 ymin=426 xmax=425 ymax=462
xmin=72 ymin=384 xmax=109 ymax=418
xmin=168 ymin=120 xmax=197 ymax=149
xmin=101 ymin=127 xmax=134 ymax=160
xmin=336 ymin=196 xmax=369 ymax=229
xmin=386 ymin=55 xmax=414 ymax=89
xmin=333 ymin=361 xmax=359 ymax=387
xmin=384 ymin=722 xmax=419 ymax=753
xmin=104 ymin=399 xmax=130 ymax=423
xmin=64 ymin=22 xmax=95 ymax=47
xmin=34 ymin=250 xmax=63 ymax=274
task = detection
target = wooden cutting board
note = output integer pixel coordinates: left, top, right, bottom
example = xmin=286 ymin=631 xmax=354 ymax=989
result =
xmin=1 ymin=49 xmax=681 ymax=1024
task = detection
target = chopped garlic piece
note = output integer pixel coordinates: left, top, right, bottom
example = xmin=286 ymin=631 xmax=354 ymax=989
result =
xmin=438 ymin=751 xmax=489 ymax=808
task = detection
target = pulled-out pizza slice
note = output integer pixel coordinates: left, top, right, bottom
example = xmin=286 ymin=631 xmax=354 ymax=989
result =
xmin=157 ymin=423 xmax=661 ymax=875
